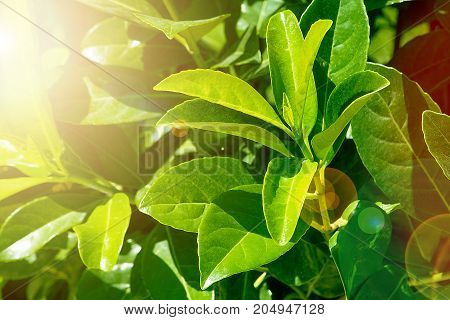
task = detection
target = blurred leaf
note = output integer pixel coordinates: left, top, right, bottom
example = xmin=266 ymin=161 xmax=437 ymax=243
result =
xmin=392 ymin=30 xmax=450 ymax=114
xmin=134 ymin=13 xmax=229 ymax=50
xmin=82 ymin=17 xmax=147 ymax=70
xmin=81 ymin=77 xmax=160 ymax=125
xmin=0 ymin=177 xmax=64 ymax=203
xmin=137 ymin=157 xmax=255 ymax=232
xmin=198 ymin=185 xmax=309 ymax=289
xmin=77 ymin=0 xmax=161 ymax=24
xmin=131 ymin=225 xmax=213 ymax=300
xmin=365 ymin=0 xmax=414 ymax=11
xmin=0 ymin=136 xmax=52 ymax=177
xmin=74 ymin=193 xmax=131 ymax=271
xmin=0 ymin=194 xmax=99 ymax=262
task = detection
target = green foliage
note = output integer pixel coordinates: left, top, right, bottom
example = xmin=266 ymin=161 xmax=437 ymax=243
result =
xmin=422 ymin=111 xmax=450 ymax=179
xmin=1 ymin=0 xmax=448 ymax=301
xmin=74 ymin=193 xmax=132 ymax=271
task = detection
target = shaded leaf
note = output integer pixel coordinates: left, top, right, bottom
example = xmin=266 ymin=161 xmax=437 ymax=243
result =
xmin=157 ymin=99 xmax=292 ymax=157
xmin=330 ymin=200 xmax=391 ymax=298
xmin=131 ymin=225 xmax=213 ymax=300
xmin=312 ymin=70 xmax=390 ymax=162
xmin=81 ymin=77 xmax=160 ymax=125
xmin=267 ymin=239 xmax=328 ymax=286
xmin=0 ymin=194 xmax=99 ymax=262
xmin=422 ymin=111 xmax=450 ymax=179
xmin=154 ymin=69 xmax=291 ymax=136
xmin=138 ymin=157 xmax=255 ymax=233
xmin=198 ymin=184 xmax=309 ymax=289
xmin=352 ymin=64 xmax=449 ymax=218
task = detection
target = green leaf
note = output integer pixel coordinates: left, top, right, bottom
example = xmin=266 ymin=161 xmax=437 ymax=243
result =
xmin=138 ymin=157 xmax=256 ymax=233
xmin=154 ymin=70 xmax=291 ymax=136
xmin=301 ymin=0 xmax=369 ymax=86
xmin=0 ymin=1 xmax=65 ymax=176
xmin=240 ymin=0 xmax=284 ymax=37
xmin=354 ymin=264 xmax=421 ymax=299
xmin=311 ymin=71 xmax=390 ymax=161
xmin=352 ymin=64 xmax=449 ymax=217
xmin=311 ymin=257 xmax=345 ymax=298
xmin=365 ymin=0 xmax=414 ymax=11
xmin=0 ymin=194 xmax=99 ymax=262
xmin=74 ymin=193 xmax=131 ymax=271
xmin=77 ymin=238 xmax=141 ymax=299
xmin=267 ymin=239 xmax=328 ymax=286
xmin=157 ymin=99 xmax=292 ymax=157
xmin=0 ymin=136 xmax=51 ymax=177
xmin=422 ymin=111 xmax=450 ymax=179
xmin=0 ymin=177 xmax=64 ymax=203
xmin=198 ymin=184 xmax=309 ymax=289
xmin=80 ymin=77 xmax=160 ymax=125
xmin=215 ymin=271 xmax=270 ymax=300
xmin=77 ymin=0 xmax=161 ymax=24
xmin=267 ymin=12 xmax=331 ymax=142
xmin=81 ymin=17 xmax=147 ymax=70
xmin=134 ymin=12 xmax=229 ymax=42
xmin=131 ymin=225 xmax=213 ymax=300
xmin=330 ymin=200 xmax=391 ymax=299
xmin=300 ymin=0 xmax=369 ymax=123
xmin=263 ymin=158 xmax=317 ymax=245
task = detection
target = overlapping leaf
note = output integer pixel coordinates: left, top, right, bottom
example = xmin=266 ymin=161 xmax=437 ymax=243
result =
xmin=138 ymin=157 xmax=255 ymax=232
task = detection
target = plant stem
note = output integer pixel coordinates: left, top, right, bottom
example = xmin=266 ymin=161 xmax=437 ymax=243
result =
xmin=314 ymin=166 xmax=331 ymax=231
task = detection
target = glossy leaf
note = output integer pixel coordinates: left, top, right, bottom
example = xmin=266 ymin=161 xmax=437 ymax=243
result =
xmin=352 ymin=64 xmax=449 ymax=217
xmin=138 ymin=157 xmax=255 ymax=233
xmin=198 ymin=185 xmax=309 ymax=289
xmin=157 ymin=99 xmax=292 ymax=157
xmin=300 ymin=0 xmax=369 ymax=120
xmin=422 ymin=111 xmax=450 ymax=179
xmin=81 ymin=77 xmax=160 ymax=125
xmin=267 ymin=12 xmax=331 ymax=140
xmin=330 ymin=201 xmax=391 ymax=298
xmin=263 ymin=158 xmax=317 ymax=245
xmin=154 ymin=70 xmax=291 ymax=136
xmin=0 ymin=194 xmax=99 ymax=262
xmin=131 ymin=225 xmax=213 ymax=300
xmin=74 ymin=193 xmax=131 ymax=271
xmin=312 ymin=71 xmax=390 ymax=161
xmin=365 ymin=0 xmax=414 ymax=11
